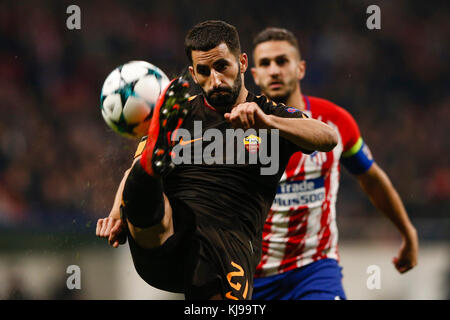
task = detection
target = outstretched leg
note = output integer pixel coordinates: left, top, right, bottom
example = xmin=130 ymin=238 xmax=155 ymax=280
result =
xmin=122 ymin=76 xmax=191 ymax=249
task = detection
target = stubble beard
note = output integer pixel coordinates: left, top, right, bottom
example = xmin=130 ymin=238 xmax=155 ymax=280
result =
xmin=263 ymin=77 xmax=297 ymax=104
xmin=203 ymin=65 xmax=242 ymax=111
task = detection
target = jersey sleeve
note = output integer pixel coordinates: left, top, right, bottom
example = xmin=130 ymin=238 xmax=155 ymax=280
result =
xmin=257 ymin=95 xmax=309 ymax=120
xmin=255 ymin=95 xmax=313 ymax=155
xmin=134 ymin=136 xmax=148 ymax=158
xmin=337 ymin=107 xmax=374 ymax=175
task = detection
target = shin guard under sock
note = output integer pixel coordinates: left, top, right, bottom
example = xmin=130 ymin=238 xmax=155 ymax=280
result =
xmin=121 ymin=162 xmax=165 ymax=228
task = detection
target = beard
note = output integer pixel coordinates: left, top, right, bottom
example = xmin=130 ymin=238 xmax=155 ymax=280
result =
xmin=267 ymin=92 xmax=289 ymax=104
xmin=203 ymin=66 xmax=242 ymax=110
xmin=262 ymin=77 xmax=297 ymax=104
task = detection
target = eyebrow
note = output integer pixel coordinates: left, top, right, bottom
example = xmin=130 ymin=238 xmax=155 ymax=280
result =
xmin=260 ymin=54 xmax=288 ymax=61
xmin=275 ymin=54 xmax=288 ymax=59
xmin=196 ymin=58 xmax=231 ymax=74
xmin=257 ymin=54 xmax=289 ymax=66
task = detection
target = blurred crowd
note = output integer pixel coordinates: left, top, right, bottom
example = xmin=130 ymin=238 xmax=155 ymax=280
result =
xmin=0 ymin=1 xmax=448 ymax=239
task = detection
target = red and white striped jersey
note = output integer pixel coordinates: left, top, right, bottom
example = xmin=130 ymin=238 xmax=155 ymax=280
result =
xmin=255 ymin=95 xmax=374 ymax=277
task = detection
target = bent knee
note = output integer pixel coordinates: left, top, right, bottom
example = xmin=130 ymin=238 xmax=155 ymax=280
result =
xmin=127 ymin=195 xmax=174 ymax=249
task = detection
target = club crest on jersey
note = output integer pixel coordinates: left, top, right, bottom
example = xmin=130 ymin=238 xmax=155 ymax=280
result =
xmin=308 ymin=151 xmax=328 ymax=166
xmin=243 ymin=134 xmax=261 ymax=154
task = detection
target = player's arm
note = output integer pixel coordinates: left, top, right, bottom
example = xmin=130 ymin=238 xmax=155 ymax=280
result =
xmin=356 ymin=163 xmax=418 ymax=273
xmin=339 ymin=105 xmax=418 ymax=274
xmin=96 ymin=155 xmax=140 ymax=248
xmin=224 ymin=102 xmax=337 ymax=152
xmin=265 ymin=115 xmax=337 ymax=152
xmin=96 ymin=166 xmax=131 ymax=248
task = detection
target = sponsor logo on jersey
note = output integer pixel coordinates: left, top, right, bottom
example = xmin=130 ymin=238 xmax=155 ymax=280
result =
xmin=179 ymin=137 xmax=203 ymax=146
xmin=171 ymin=121 xmax=280 ymax=175
xmin=272 ymin=177 xmax=325 ymax=210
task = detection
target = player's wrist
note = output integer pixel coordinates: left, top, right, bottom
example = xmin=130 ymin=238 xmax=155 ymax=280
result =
xmin=108 ymin=209 xmax=121 ymax=220
xmin=401 ymin=225 xmax=418 ymax=243
xmin=264 ymin=114 xmax=277 ymax=131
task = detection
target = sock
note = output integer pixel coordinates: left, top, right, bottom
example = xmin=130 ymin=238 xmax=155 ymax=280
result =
xmin=121 ymin=161 xmax=165 ymax=228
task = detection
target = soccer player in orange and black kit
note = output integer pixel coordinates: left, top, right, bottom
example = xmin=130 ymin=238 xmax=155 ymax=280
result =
xmin=96 ymin=20 xmax=338 ymax=300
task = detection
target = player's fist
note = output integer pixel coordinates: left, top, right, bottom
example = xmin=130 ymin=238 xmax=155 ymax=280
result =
xmin=224 ymin=102 xmax=272 ymax=130
xmin=96 ymin=216 xmax=127 ymax=248
xmin=392 ymin=233 xmax=418 ymax=273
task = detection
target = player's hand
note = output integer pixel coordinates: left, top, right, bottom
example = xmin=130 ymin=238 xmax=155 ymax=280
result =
xmin=96 ymin=216 xmax=127 ymax=248
xmin=392 ymin=230 xmax=418 ymax=273
xmin=224 ymin=102 xmax=272 ymax=130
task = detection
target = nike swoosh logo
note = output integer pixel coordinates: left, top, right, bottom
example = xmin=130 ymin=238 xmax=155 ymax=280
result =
xmin=179 ymin=137 xmax=203 ymax=146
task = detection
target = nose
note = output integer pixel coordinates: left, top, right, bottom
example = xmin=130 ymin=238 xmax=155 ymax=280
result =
xmin=210 ymin=69 xmax=222 ymax=88
xmin=268 ymin=61 xmax=281 ymax=77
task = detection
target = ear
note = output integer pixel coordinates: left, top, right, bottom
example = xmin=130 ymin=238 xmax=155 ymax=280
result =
xmin=188 ymin=66 xmax=198 ymax=84
xmin=297 ymin=60 xmax=306 ymax=81
xmin=250 ymin=67 xmax=260 ymax=86
xmin=239 ymin=53 xmax=248 ymax=73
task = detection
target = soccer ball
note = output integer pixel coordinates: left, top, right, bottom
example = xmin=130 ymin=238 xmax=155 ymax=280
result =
xmin=100 ymin=61 xmax=170 ymax=139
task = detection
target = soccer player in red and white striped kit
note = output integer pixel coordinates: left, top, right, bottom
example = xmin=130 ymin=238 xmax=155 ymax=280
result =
xmin=250 ymin=27 xmax=419 ymax=300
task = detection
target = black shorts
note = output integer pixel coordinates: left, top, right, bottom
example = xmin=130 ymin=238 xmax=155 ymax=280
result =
xmin=126 ymin=197 xmax=258 ymax=300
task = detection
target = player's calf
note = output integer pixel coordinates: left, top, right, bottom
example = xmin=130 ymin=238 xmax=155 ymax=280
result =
xmin=126 ymin=195 xmax=174 ymax=249
xmin=121 ymin=161 xmax=174 ymax=249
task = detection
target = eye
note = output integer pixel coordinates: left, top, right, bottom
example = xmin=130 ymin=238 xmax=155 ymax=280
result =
xmin=215 ymin=63 xmax=226 ymax=72
xmin=259 ymin=59 xmax=270 ymax=67
xmin=213 ymin=59 xmax=229 ymax=72
xmin=196 ymin=65 xmax=210 ymax=76
xmin=275 ymin=57 xmax=288 ymax=66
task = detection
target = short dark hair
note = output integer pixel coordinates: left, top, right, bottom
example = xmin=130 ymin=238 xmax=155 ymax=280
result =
xmin=252 ymin=27 xmax=301 ymax=58
xmin=185 ymin=20 xmax=241 ymax=63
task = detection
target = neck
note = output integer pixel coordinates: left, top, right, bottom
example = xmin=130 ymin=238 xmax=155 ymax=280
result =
xmin=285 ymin=85 xmax=305 ymax=111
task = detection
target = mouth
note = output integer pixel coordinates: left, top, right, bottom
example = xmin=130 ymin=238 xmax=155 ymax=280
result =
xmin=211 ymin=89 xmax=231 ymax=96
xmin=268 ymin=81 xmax=284 ymax=89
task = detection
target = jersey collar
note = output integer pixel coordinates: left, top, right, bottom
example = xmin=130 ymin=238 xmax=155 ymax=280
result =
xmin=203 ymin=97 xmax=217 ymax=111
xmin=302 ymin=95 xmax=311 ymax=112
